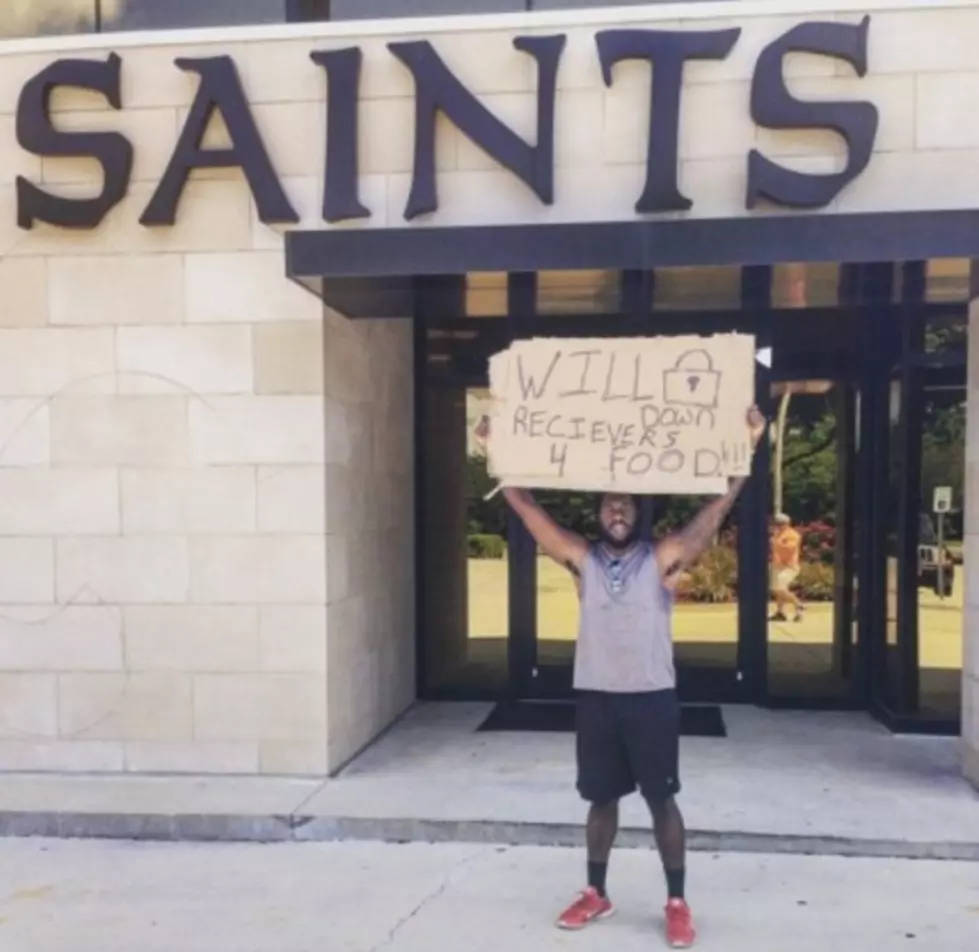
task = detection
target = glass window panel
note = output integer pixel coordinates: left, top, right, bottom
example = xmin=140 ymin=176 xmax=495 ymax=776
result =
xmin=536 ymin=270 xmax=620 ymax=315
xmin=0 ymin=0 xmax=98 ymax=38
xmin=103 ymin=0 xmax=285 ymax=31
xmin=465 ymin=273 xmax=508 ymax=318
xmin=653 ymin=266 xmax=740 ymax=311
xmin=772 ymin=262 xmax=841 ymax=309
xmin=422 ymin=386 xmax=509 ymax=692
xmin=767 ymin=380 xmax=851 ymax=698
xmin=924 ymin=314 xmax=967 ymax=358
xmin=917 ymin=386 xmax=965 ymax=719
xmin=926 ymin=259 xmax=970 ymax=304
xmin=330 ymin=0 xmax=524 ymax=20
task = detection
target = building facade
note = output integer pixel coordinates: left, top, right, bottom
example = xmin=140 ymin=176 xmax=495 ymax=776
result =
xmin=0 ymin=0 xmax=977 ymax=786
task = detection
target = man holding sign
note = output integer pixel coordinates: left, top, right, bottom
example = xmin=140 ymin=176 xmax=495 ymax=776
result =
xmin=475 ymin=405 xmax=765 ymax=949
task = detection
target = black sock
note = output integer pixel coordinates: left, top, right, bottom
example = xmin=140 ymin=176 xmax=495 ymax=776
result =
xmin=665 ymin=867 xmax=685 ymax=900
xmin=587 ymin=861 xmax=608 ymax=897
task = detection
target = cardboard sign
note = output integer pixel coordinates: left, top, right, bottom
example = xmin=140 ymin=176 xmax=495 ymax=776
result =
xmin=487 ymin=334 xmax=756 ymax=495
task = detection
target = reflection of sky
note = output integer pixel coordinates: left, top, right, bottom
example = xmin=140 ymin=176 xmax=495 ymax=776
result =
xmin=0 ymin=1 xmax=285 ymax=37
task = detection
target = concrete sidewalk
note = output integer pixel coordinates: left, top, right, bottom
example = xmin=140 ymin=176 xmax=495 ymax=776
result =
xmin=0 ymin=838 xmax=976 ymax=952
xmin=0 ymin=704 xmax=977 ymax=858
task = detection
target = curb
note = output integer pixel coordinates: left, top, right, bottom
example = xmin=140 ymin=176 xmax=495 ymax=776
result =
xmin=2 ymin=811 xmax=978 ymax=861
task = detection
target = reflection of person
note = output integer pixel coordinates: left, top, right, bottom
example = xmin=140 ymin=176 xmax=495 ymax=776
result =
xmin=770 ymin=513 xmax=804 ymax=622
xmin=475 ymin=407 xmax=766 ymax=949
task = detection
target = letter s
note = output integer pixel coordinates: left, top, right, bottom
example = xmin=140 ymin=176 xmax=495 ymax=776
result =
xmin=16 ymin=53 xmax=134 ymax=229
xmin=747 ymin=16 xmax=878 ymax=209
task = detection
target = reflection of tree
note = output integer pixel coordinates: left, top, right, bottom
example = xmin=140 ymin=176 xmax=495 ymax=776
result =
xmin=0 ymin=1 xmax=125 ymax=37
xmin=920 ymin=394 xmax=966 ymax=540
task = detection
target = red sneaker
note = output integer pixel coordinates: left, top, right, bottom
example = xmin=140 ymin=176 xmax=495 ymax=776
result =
xmin=665 ymin=898 xmax=696 ymax=948
xmin=556 ymin=887 xmax=615 ymax=930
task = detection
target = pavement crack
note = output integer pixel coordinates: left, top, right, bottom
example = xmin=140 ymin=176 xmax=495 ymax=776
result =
xmin=368 ymin=848 xmax=490 ymax=951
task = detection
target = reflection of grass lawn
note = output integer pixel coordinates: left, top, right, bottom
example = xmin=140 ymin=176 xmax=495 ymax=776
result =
xmin=466 ymin=557 xmax=963 ymax=670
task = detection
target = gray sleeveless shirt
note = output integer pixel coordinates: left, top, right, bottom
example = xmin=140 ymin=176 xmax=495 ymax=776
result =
xmin=573 ymin=541 xmax=676 ymax=693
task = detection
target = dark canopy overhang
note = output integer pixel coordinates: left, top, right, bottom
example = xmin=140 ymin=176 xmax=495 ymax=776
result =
xmin=285 ymin=211 xmax=979 ymax=318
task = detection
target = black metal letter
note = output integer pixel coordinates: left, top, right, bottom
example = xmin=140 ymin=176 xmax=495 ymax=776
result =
xmin=596 ymin=29 xmax=741 ymax=213
xmin=311 ymin=47 xmax=369 ymax=223
xmin=15 ymin=53 xmax=133 ymax=230
xmin=389 ymin=35 xmax=565 ymax=220
xmin=141 ymin=56 xmax=297 ymax=225
xmin=747 ymin=16 xmax=878 ymax=209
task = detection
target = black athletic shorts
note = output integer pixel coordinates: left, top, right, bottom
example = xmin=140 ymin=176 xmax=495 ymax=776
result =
xmin=575 ymin=688 xmax=681 ymax=805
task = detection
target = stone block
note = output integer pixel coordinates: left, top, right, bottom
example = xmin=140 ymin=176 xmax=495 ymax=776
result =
xmin=50 ymin=396 xmax=189 ymax=466
xmin=257 ymin=466 xmax=326 ymax=534
xmin=837 ymin=150 xmax=979 ymax=214
xmin=193 ymin=673 xmax=327 ymax=742
xmin=869 ymin=9 xmax=979 ymax=74
xmin=259 ymin=740 xmax=328 ymax=776
xmin=917 ymin=71 xmax=979 ymax=150
xmin=259 ymin=606 xmax=327 ymax=673
xmin=118 ymin=325 xmax=254 ymax=395
xmin=190 ymin=535 xmax=327 ymax=605
xmin=0 ymin=538 xmax=54 ymax=603
xmin=124 ymin=606 xmax=260 ymax=673
xmin=56 ymin=537 xmax=190 ymax=605
xmin=185 ymin=252 xmax=321 ymax=324
xmin=0 ymin=673 xmax=58 ymax=739
xmin=0 ymin=605 xmax=123 ymax=672
xmin=0 ymin=257 xmax=46 ymax=327
xmin=58 ymin=672 xmax=193 ymax=742
xmin=123 ymin=42 xmax=255 ymax=108
xmin=41 ymin=107 xmax=179 ymax=185
xmin=0 ymin=740 xmax=124 ymax=772
xmin=326 ymin=534 xmax=350 ymax=604
xmin=189 ymin=396 xmax=325 ymax=465
xmin=121 ymin=467 xmax=257 ymax=534
xmin=0 ymin=398 xmax=49 ymax=467
xmin=124 ymin=741 xmax=260 ymax=774
xmin=253 ymin=321 xmax=324 ymax=395
xmin=0 ymin=328 xmax=115 ymax=397
xmin=49 ymin=254 xmax=184 ymax=327
xmin=0 ymin=469 xmax=119 ymax=535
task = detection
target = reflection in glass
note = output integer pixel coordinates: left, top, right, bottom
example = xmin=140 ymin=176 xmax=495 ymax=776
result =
xmin=102 ymin=0 xmax=285 ymax=30
xmin=925 ymin=259 xmax=970 ymax=304
xmin=465 ymin=273 xmax=508 ymax=318
xmin=767 ymin=379 xmax=851 ymax=697
xmin=917 ymin=387 xmax=965 ymax=718
xmin=536 ymin=270 xmax=620 ymax=315
xmin=653 ymin=266 xmax=740 ymax=311
xmin=772 ymin=262 xmax=840 ymax=308
xmin=0 ymin=0 xmax=99 ymax=38
xmin=422 ymin=386 xmax=508 ymax=691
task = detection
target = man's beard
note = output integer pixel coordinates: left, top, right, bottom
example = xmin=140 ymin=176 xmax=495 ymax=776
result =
xmin=598 ymin=521 xmax=639 ymax=552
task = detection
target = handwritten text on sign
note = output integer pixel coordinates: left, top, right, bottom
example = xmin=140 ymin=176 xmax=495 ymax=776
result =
xmin=487 ymin=334 xmax=756 ymax=494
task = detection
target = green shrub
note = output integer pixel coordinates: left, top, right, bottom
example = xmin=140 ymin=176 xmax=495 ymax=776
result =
xmin=676 ymin=545 xmax=737 ymax=603
xmin=468 ymin=534 xmax=506 ymax=559
xmin=796 ymin=561 xmax=835 ymax=601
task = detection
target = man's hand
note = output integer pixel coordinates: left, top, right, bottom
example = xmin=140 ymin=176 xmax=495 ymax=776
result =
xmin=474 ymin=414 xmax=490 ymax=454
xmin=747 ymin=405 xmax=766 ymax=449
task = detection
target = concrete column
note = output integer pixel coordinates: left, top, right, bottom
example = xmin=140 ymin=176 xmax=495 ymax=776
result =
xmin=962 ymin=264 xmax=979 ymax=788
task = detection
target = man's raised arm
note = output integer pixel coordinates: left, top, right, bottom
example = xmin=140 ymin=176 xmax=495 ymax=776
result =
xmin=474 ymin=415 xmax=588 ymax=575
xmin=656 ymin=406 xmax=767 ymax=589
xmin=502 ymin=487 xmax=589 ymax=576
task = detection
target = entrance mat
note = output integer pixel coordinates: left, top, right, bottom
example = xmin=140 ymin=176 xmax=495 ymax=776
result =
xmin=477 ymin=701 xmax=726 ymax=737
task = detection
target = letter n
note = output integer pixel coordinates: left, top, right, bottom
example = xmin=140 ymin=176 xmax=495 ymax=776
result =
xmin=388 ymin=36 xmax=565 ymax=220
xmin=141 ymin=56 xmax=297 ymax=225
xmin=747 ymin=16 xmax=878 ymax=208
xmin=16 ymin=53 xmax=133 ymax=229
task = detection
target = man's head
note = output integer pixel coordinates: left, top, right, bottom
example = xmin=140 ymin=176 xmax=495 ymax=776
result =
xmin=597 ymin=492 xmax=640 ymax=551
xmin=773 ymin=513 xmax=791 ymax=528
